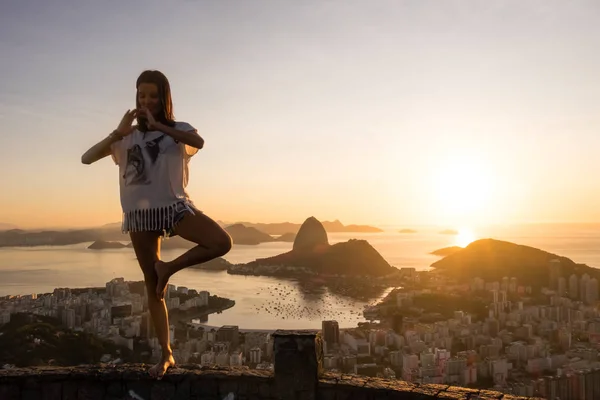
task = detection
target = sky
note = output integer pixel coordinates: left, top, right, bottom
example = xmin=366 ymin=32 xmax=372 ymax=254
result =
xmin=1 ymin=0 xmax=600 ymax=229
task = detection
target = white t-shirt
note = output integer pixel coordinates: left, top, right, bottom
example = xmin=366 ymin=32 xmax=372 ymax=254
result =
xmin=110 ymin=121 xmax=199 ymax=233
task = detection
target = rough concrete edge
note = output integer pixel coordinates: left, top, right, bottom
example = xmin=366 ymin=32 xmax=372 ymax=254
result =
xmin=0 ymin=364 xmax=544 ymax=399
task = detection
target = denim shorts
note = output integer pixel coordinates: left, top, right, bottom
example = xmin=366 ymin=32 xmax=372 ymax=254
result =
xmin=163 ymin=202 xmax=199 ymax=237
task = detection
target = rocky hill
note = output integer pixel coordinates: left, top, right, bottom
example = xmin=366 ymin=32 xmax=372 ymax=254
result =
xmin=431 ymin=238 xmax=599 ymax=286
xmin=292 ymin=216 xmax=329 ymax=252
xmin=238 ymin=217 xmax=394 ymax=277
xmin=224 ymin=224 xmax=275 ymax=245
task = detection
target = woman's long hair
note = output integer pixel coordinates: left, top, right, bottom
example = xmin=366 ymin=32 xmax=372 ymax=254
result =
xmin=135 ymin=70 xmax=176 ymax=132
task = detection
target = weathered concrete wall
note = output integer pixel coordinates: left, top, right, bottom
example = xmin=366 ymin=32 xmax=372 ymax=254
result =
xmin=0 ymin=365 xmax=540 ymax=399
xmin=0 ymin=365 xmax=272 ymax=400
xmin=0 ymin=330 xmax=542 ymax=399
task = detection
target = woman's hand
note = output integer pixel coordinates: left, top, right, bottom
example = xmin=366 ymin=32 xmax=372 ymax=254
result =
xmin=116 ymin=109 xmax=138 ymax=136
xmin=139 ymin=107 xmax=161 ymax=130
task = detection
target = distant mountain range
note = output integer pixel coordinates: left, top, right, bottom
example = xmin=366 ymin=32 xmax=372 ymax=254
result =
xmin=0 ymin=218 xmax=382 ymax=248
xmin=80 ymin=219 xmax=381 ymax=234
xmin=218 ymin=219 xmax=383 ymax=235
xmin=0 ymin=223 xmax=18 ymax=230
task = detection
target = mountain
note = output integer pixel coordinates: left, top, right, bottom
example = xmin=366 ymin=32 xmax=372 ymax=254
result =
xmin=0 ymin=217 xmax=380 ymax=248
xmin=226 ymin=219 xmax=382 ymax=235
xmin=99 ymin=222 xmax=122 ymax=230
xmin=123 ymin=224 xmax=275 ymax=249
xmin=189 ymin=257 xmax=232 ymax=271
xmin=0 ymin=222 xmax=275 ymax=248
xmin=224 ymin=224 xmax=274 ymax=245
xmin=275 ymin=232 xmax=296 ymax=242
xmin=293 ymin=216 xmax=329 ymax=252
xmin=431 ymin=239 xmax=598 ymax=286
xmin=0 ymin=223 xmax=18 ymax=231
xmin=237 ymin=217 xmax=394 ymax=277
xmin=125 ymin=236 xmax=195 ymax=250
xmin=430 ymin=246 xmax=463 ymax=256
xmin=0 ymin=228 xmax=105 ymax=246
xmin=88 ymin=240 xmax=127 ymax=250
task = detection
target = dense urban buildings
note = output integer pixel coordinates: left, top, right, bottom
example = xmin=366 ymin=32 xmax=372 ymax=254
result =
xmin=2 ymin=259 xmax=600 ymax=400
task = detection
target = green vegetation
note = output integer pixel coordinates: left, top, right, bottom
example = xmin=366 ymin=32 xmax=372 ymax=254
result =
xmin=410 ymin=293 xmax=488 ymax=320
xmin=0 ymin=313 xmax=134 ymax=367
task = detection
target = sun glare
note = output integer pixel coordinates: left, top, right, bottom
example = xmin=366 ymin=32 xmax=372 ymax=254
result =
xmin=432 ymin=154 xmax=494 ymax=223
xmin=455 ymin=228 xmax=476 ymax=248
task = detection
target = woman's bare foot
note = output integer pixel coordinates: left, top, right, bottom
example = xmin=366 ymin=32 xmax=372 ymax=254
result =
xmin=154 ymin=260 xmax=170 ymax=299
xmin=149 ymin=353 xmax=175 ymax=380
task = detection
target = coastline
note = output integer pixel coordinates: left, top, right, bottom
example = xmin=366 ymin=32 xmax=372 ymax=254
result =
xmin=170 ymin=298 xmax=236 ymax=325
xmin=227 ymin=266 xmax=397 ymax=302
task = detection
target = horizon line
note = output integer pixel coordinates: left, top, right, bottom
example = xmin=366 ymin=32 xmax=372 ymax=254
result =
xmin=6 ymin=219 xmax=600 ymax=231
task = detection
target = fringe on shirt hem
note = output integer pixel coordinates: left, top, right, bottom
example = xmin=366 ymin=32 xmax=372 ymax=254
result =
xmin=121 ymin=203 xmax=195 ymax=237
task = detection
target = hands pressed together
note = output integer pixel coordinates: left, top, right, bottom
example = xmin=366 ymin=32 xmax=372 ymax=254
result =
xmin=115 ymin=108 xmax=160 ymax=137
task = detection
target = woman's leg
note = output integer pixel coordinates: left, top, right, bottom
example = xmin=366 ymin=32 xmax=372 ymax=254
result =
xmin=129 ymin=230 xmax=175 ymax=379
xmin=155 ymin=211 xmax=232 ymax=298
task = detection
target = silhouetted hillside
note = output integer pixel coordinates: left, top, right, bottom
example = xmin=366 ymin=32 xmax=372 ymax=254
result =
xmin=88 ymin=240 xmax=127 ymax=250
xmin=0 ymin=223 xmax=18 ymax=230
xmin=0 ymin=313 xmax=135 ymax=367
xmin=0 ymin=217 xmax=382 ymax=248
xmin=275 ymin=232 xmax=296 ymax=242
xmin=430 ymin=246 xmax=463 ymax=256
xmin=431 ymin=239 xmax=598 ymax=286
xmin=293 ymin=216 xmax=329 ymax=252
xmin=241 ymin=217 xmax=394 ymax=277
xmin=224 ymin=224 xmax=274 ymax=245
xmin=225 ymin=219 xmax=382 ymax=235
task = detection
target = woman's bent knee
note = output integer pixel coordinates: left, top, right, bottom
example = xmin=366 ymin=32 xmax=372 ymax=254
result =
xmin=217 ymin=232 xmax=233 ymax=256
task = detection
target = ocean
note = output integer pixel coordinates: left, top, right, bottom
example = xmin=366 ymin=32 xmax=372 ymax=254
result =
xmin=2 ymin=223 xmax=600 ymax=329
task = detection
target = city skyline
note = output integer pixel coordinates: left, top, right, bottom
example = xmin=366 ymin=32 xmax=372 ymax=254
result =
xmin=2 ymin=1 xmax=600 ymax=229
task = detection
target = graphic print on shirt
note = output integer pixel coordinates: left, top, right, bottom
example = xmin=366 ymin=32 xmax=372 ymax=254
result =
xmin=123 ymin=135 xmax=167 ymax=186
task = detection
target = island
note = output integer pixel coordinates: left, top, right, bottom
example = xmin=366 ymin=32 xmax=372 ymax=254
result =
xmin=229 ymin=216 xmax=394 ymax=277
xmin=430 ymin=238 xmax=600 ymax=287
xmin=189 ymin=257 xmax=232 ymax=271
xmin=439 ymin=229 xmax=458 ymax=235
xmin=398 ymin=229 xmax=417 ymax=234
xmin=88 ymin=240 xmax=127 ymax=250
xmin=430 ymin=246 xmax=463 ymax=256
xmin=226 ymin=217 xmax=397 ymax=300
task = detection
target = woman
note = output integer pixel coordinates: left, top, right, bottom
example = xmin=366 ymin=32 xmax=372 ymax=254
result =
xmin=81 ymin=70 xmax=232 ymax=379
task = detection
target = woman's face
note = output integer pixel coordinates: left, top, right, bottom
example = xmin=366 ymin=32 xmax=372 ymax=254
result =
xmin=137 ymin=83 xmax=161 ymax=117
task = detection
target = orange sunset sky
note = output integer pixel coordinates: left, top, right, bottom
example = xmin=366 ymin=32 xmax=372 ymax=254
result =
xmin=1 ymin=1 xmax=600 ymax=229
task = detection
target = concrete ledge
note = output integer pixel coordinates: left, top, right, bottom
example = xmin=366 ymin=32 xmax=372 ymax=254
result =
xmin=0 ymin=364 xmax=541 ymax=400
xmin=0 ymin=330 xmax=542 ymax=399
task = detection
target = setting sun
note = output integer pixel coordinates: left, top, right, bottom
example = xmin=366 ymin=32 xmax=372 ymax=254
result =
xmin=431 ymin=153 xmax=495 ymax=224
xmin=455 ymin=227 xmax=477 ymax=248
